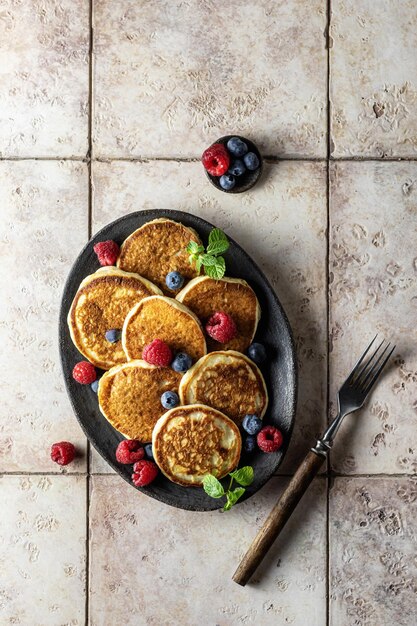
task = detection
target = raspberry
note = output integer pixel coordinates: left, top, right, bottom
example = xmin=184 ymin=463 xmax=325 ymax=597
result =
xmin=51 ymin=441 xmax=76 ymax=466
xmin=116 ymin=440 xmax=145 ymax=464
xmin=72 ymin=361 xmax=97 ymax=384
xmin=93 ymin=240 xmax=120 ymax=266
xmin=142 ymin=339 xmax=172 ymax=367
xmin=205 ymin=311 xmax=237 ymax=343
xmin=132 ymin=460 xmax=159 ymax=486
xmin=257 ymin=426 xmax=283 ymax=453
xmin=202 ymin=143 xmax=230 ymax=176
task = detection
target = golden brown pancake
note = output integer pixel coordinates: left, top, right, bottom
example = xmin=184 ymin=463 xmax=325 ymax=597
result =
xmin=176 ymin=276 xmax=260 ymax=353
xmin=122 ymin=295 xmax=206 ymax=363
xmin=117 ymin=218 xmax=202 ymax=295
xmin=68 ymin=268 xmax=162 ymax=369
xmin=152 ymin=404 xmax=241 ymax=486
xmin=179 ymin=351 xmax=268 ymax=426
xmin=98 ymin=360 xmax=181 ymax=442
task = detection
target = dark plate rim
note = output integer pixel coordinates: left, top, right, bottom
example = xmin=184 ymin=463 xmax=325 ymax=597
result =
xmin=59 ymin=209 xmax=297 ymax=511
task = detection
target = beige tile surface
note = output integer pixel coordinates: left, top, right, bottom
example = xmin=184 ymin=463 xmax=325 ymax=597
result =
xmin=330 ymin=477 xmax=417 ymax=626
xmin=93 ymin=0 xmax=327 ymax=159
xmin=0 ymin=160 xmax=88 ymax=472
xmin=0 ymin=475 xmax=86 ymax=625
xmin=0 ymin=0 xmax=89 ymax=158
xmin=90 ymin=475 xmax=326 ymax=626
xmin=330 ymin=0 xmax=417 ymax=157
xmin=329 ymin=162 xmax=417 ymax=474
xmin=91 ymin=160 xmax=328 ymax=474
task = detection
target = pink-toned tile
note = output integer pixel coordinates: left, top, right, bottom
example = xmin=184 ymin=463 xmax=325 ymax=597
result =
xmin=0 ymin=160 xmax=88 ymax=472
xmin=0 ymin=475 xmax=86 ymax=625
xmin=330 ymin=0 xmax=417 ymax=157
xmin=93 ymin=0 xmax=327 ymax=158
xmin=92 ymin=160 xmax=328 ymax=473
xmin=0 ymin=0 xmax=89 ymax=157
xmin=330 ymin=161 xmax=417 ymax=473
xmin=90 ymin=475 xmax=326 ymax=625
xmin=330 ymin=477 xmax=417 ymax=626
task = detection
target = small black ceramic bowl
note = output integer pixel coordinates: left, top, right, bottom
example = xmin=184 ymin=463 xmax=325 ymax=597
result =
xmin=203 ymin=135 xmax=263 ymax=194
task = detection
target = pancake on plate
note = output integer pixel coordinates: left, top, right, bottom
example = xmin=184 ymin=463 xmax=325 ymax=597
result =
xmin=117 ymin=218 xmax=202 ymax=295
xmin=176 ymin=276 xmax=260 ymax=353
xmin=122 ymin=295 xmax=206 ymax=363
xmin=68 ymin=267 xmax=162 ymax=370
xmin=98 ymin=360 xmax=181 ymax=442
xmin=152 ymin=404 xmax=241 ymax=486
xmin=179 ymin=350 xmax=268 ymax=426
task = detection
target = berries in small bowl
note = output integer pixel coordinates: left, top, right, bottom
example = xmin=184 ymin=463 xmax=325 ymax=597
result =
xmin=202 ymin=135 xmax=263 ymax=194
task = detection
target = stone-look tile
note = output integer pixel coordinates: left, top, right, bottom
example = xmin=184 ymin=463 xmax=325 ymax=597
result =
xmin=93 ymin=0 xmax=327 ymax=158
xmin=90 ymin=475 xmax=326 ymax=625
xmin=330 ymin=0 xmax=417 ymax=157
xmin=0 ymin=0 xmax=89 ymax=157
xmin=329 ymin=162 xmax=417 ymax=474
xmin=92 ymin=160 xmax=327 ymax=473
xmin=90 ymin=445 xmax=115 ymax=474
xmin=0 ymin=475 xmax=86 ymax=625
xmin=330 ymin=477 xmax=417 ymax=626
xmin=0 ymin=161 xmax=88 ymax=471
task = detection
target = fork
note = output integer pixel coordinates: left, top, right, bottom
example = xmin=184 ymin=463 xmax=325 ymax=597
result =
xmin=232 ymin=336 xmax=395 ymax=586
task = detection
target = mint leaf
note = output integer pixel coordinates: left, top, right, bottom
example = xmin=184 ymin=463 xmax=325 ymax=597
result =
xmin=204 ymin=256 xmax=225 ymax=280
xmin=223 ymin=499 xmax=233 ymax=511
xmin=187 ymin=241 xmax=203 ymax=255
xmin=222 ymin=487 xmax=245 ymax=511
xmin=207 ymin=229 xmax=229 ymax=256
xmin=203 ymin=474 xmax=225 ymax=498
xmin=208 ymin=228 xmax=229 ymax=255
xmin=230 ymin=466 xmax=254 ymax=487
xmin=201 ymin=253 xmax=217 ymax=267
xmin=207 ymin=240 xmax=229 ymax=256
xmin=195 ymin=256 xmax=203 ymax=274
xmin=231 ymin=486 xmax=245 ymax=503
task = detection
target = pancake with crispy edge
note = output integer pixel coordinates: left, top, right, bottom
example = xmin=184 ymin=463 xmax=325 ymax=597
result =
xmin=179 ymin=350 xmax=268 ymax=426
xmin=68 ymin=267 xmax=162 ymax=370
xmin=176 ymin=276 xmax=261 ymax=353
xmin=98 ymin=359 xmax=181 ymax=442
xmin=122 ymin=295 xmax=207 ymax=363
xmin=116 ymin=218 xmax=202 ymax=295
xmin=152 ymin=404 xmax=242 ymax=486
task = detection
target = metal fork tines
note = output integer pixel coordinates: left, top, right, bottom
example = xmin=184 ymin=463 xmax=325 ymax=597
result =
xmin=313 ymin=336 xmax=396 ymax=455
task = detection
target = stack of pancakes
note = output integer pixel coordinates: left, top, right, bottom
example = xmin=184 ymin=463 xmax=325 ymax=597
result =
xmin=68 ymin=218 xmax=267 ymax=486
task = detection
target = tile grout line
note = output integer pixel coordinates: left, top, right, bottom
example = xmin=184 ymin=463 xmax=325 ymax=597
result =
xmin=85 ymin=0 xmax=93 ymax=624
xmin=1 ymin=471 xmax=414 ymax=477
xmin=1 ymin=155 xmax=417 ymax=163
xmin=326 ymin=0 xmax=332 ymax=624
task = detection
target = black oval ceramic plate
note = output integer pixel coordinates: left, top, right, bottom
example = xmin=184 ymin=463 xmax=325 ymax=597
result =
xmin=59 ymin=210 xmax=297 ymax=511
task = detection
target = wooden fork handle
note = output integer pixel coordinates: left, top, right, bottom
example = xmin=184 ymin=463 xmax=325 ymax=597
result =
xmin=232 ymin=449 xmax=325 ymax=586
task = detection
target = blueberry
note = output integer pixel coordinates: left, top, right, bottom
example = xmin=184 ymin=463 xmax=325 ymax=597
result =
xmin=166 ymin=271 xmax=184 ymax=291
xmin=243 ymin=435 xmax=256 ymax=453
xmin=90 ymin=380 xmax=99 ymax=393
xmin=219 ymin=174 xmax=236 ymax=191
xmin=171 ymin=352 xmax=193 ymax=373
xmin=144 ymin=443 xmax=154 ymax=460
xmin=105 ymin=329 xmax=121 ymax=343
xmin=242 ymin=414 xmax=263 ymax=436
xmin=161 ymin=390 xmax=179 ymax=409
xmin=227 ymin=137 xmax=248 ymax=157
xmin=243 ymin=152 xmax=259 ymax=171
xmin=228 ymin=159 xmax=246 ymax=177
xmin=247 ymin=342 xmax=266 ymax=365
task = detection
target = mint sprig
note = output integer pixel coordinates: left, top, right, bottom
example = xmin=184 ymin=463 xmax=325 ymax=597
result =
xmin=202 ymin=466 xmax=254 ymax=512
xmin=187 ymin=228 xmax=229 ymax=280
